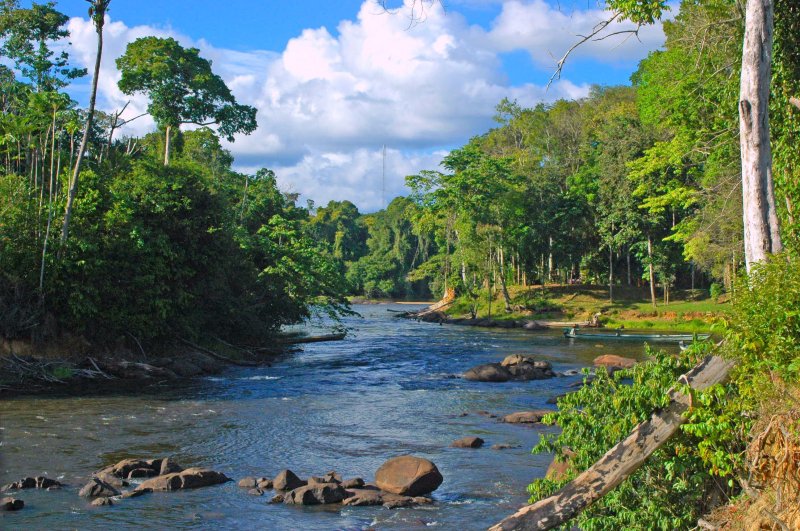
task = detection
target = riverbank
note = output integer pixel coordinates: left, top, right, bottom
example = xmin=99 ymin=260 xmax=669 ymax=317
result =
xmin=441 ymin=284 xmax=724 ymax=333
xmin=0 ymin=332 xmax=342 ymax=397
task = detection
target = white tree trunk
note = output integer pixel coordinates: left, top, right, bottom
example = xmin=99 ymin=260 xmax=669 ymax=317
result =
xmin=739 ymin=0 xmax=782 ymax=271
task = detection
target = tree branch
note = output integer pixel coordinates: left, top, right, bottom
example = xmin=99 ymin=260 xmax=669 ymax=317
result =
xmin=489 ymin=355 xmax=736 ymax=531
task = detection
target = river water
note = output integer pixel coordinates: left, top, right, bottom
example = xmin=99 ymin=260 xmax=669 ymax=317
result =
xmin=0 ymin=304 xmax=655 ymax=530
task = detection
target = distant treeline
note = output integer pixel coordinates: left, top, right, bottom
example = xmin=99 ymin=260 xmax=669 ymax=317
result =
xmin=315 ymin=0 xmax=799 ymax=304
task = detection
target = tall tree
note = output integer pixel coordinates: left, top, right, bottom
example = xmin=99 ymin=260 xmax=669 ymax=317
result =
xmin=0 ymin=0 xmax=86 ymax=91
xmin=60 ymin=0 xmax=109 ymax=249
xmin=116 ymin=37 xmax=257 ymax=165
xmin=739 ymin=0 xmax=782 ymax=270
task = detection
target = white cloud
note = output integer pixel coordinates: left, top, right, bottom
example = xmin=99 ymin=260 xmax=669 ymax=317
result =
xmin=64 ymin=0 xmax=665 ymax=212
xmin=485 ymin=0 xmax=666 ymax=65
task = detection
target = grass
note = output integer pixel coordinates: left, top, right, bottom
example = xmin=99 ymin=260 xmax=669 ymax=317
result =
xmin=445 ymin=284 xmax=728 ymax=332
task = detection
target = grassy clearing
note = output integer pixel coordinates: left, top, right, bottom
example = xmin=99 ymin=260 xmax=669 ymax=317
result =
xmin=445 ymin=284 xmax=727 ymax=332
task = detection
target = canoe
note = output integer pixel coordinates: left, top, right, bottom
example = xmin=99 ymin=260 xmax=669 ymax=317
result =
xmin=563 ymin=330 xmax=710 ymax=343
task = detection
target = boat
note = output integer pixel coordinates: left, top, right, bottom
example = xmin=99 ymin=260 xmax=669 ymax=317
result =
xmin=563 ymin=329 xmax=710 ymax=343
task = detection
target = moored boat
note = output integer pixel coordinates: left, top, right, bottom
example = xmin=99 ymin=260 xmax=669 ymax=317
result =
xmin=563 ymin=329 xmax=710 ymax=343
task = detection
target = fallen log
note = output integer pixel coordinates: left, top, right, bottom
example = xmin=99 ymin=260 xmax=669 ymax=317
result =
xmin=179 ymin=338 xmax=260 ymax=367
xmin=489 ymin=354 xmax=736 ymax=531
xmin=274 ymin=332 xmax=346 ymax=345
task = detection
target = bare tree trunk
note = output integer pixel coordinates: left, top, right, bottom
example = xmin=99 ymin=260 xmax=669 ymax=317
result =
xmin=61 ymin=4 xmax=106 ymax=250
xmin=164 ymin=124 xmax=171 ymax=166
xmin=498 ymin=247 xmax=512 ymax=312
xmin=608 ymin=246 xmax=613 ymax=302
xmin=740 ymin=0 xmax=782 ymax=271
xmin=648 ymin=235 xmax=657 ymax=308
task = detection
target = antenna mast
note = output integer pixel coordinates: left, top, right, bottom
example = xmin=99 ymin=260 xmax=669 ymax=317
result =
xmin=382 ymin=144 xmax=386 ymax=209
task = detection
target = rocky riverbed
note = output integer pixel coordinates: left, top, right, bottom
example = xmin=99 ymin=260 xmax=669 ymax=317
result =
xmin=0 ymin=304 xmax=662 ymax=530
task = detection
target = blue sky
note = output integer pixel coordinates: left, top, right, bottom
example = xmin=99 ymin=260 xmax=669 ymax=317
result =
xmin=53 ymin=0 xmax=668 ymax=211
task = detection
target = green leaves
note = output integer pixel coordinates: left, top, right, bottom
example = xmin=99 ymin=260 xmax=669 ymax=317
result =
xmin=116 ymin=37 xmax=257 ymax=141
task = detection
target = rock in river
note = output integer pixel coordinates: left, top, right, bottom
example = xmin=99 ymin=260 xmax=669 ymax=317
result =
xmin=135 ymin=468 xmax=230 ymax=492
xmin=273 ymin=469 xmax=306 ymax=491
xmin=502 ymin=410 xmax=553 ymax=424
xmin=79 ymin=477 xmax=122 ymax=498
xmin=1 ymin=497 xmax=24 ymax=511
xmin=463 ymin=363 xmax=511 ymax=382
xmin=593 ymin=354 xmax=636 ymax=370
xmin=283 ymin=483 xmax=348 ymax=505
xmin=2 ymin=476 xmax=63 ymax=491
xmin=374 ymin=455 xmax=443 ymax=496
xmin=463 ymin=355 xmax=555 ymax=382
xmin=451 ymin=436 xmax=484 ymax=448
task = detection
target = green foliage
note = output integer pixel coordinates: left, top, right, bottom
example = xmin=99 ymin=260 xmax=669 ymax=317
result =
xmin=723 ymin=257 xmax=800 ymax=389
xmin=530 ymin=345 xmax=739 ymax=529
xmin=116 ymin=36 xmax=257 ymax=141
xmin=709 ymin=282 xmax=723 ymax=301
xmin=0 ymin=0 xmax=86 ymax=90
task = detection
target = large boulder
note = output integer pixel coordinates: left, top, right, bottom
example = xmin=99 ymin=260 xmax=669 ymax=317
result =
xmin=135 ymin=468 xmax=230 ymax=492
xmin=593 ymin=355 xmax=636 ymax=370
xmin=502 ymin=410 xmax=553 ymax=424
xmin=283 ymin=483 xmax=348 ymax=505
xmin=451 ymin=436 xmax=484 ymax=449
xmin=273 ymin=469 xmax=306 ymax=491
xmin=463 ymin=363 xmax=511 ymax=382
xmin=374 ymin=455 xmax=443 ymax=496
xmin=79 ymin=478 xmax=122 ymax=498
xmin=501 ymin=355 xmax=556 ymax=380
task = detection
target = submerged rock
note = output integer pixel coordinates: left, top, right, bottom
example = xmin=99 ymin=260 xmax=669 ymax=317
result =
xmin=374 ymin=455 xmax=443 ymax=496
xmin=2 ymin=476 xmax=63 ymax=491
xmin=1 ymin=497 xmax=24 ymax=511
xmin=90 ymin=497 xmax=114 ymax=507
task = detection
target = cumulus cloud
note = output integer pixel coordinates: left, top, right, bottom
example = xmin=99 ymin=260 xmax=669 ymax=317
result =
xmin=63 ymin=0 xmax=665 ymax=212
xmin=484 ymin=0 xmax=666 ymax=66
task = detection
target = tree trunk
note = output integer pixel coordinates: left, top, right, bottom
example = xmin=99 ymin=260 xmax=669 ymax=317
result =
xmin=164 ymin=124 xmax=172 ymax=166
xmin=489 ymin=355 xmax=736 ymax=531
xmin=608 ymin=247 xmax=613 ymax=302
xmin=498 ymin=248 xmax=512 ymax=312
xmin=648 ymin=235 xmax=657 ymax=308
xmin=739 ymin=0 xmax=782 ymax=271
xmin=61 ymin=8 xmax=104 ymax=249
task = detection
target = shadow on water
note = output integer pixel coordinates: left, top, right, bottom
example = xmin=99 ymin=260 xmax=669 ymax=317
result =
xmin=0 ymin=303 xmax=665 ymax=530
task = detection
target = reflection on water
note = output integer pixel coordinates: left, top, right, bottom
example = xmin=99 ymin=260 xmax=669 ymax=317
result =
xmin=0 ymin=305 xmax=659 ymax=530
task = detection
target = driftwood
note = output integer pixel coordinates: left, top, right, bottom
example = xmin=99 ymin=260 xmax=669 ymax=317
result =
xmin=489 ymin=355 xmax=736 ymax=531
xmin=179 ymin=338 xmax=260 ymax=367
xmin=274 ymin=332 xmax=346 ymax=345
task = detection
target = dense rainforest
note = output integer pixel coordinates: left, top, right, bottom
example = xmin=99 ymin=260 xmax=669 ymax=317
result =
xmin=0 ymin=0 xmax=349 ymax=348
xmin=315 ymin=0 xmax=799 ymax=309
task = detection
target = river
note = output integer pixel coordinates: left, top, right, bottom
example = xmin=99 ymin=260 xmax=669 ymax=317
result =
xmin=0 ymin=304 xmax=656 ymax=530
